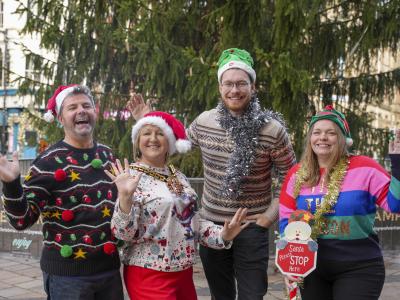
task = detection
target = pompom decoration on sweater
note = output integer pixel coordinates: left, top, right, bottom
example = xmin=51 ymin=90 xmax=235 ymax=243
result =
xmin=60 ymin=245 xmax=73 ymax=258
xmin=62 ymin=210 xmax=74 ymax=222
xmin=54 ymin=169 xmax=67 ymax=181
xmin=91 ymin=158 xmax=103 ymax=169
xmin=1 ymin=140 xmax=120 ymax=276
xmin=104 ymin=242 xmax=117 ymax=255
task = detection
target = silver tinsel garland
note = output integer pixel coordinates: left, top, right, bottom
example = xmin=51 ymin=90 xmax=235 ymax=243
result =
xmin=217 ymin=95 xmax=286 ymax=200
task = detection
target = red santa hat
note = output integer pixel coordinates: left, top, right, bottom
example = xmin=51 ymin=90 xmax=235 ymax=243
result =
xmin=43 ymin=84 xmax=79 ymax=122
xmin=131 ymin=111 xmax=191 ymax=155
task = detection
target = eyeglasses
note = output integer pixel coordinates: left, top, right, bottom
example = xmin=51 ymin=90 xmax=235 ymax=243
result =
xmin=220 ymin=81 xmax=250 ymax=90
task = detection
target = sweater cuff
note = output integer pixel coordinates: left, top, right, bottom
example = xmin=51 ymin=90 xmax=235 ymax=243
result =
xmin=389 ymin=154 xmax=400 ymax=180
xmin=2 ymin=176 xmax=23 ymax=198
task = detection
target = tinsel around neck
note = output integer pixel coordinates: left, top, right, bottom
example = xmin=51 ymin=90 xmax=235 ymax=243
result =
xmin=216 ymin=95 xmax=285 ymax=199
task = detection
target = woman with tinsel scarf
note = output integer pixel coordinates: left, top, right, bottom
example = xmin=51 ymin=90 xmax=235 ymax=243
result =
xmin=279 ymin=105 xmax=400 ymax=300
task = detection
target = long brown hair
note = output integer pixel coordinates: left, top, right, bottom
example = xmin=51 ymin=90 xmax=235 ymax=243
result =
xmin=300 ymin=121 xmax=348 ymax=187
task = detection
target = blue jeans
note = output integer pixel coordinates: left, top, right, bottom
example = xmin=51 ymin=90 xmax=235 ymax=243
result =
xmin=200 ymin=223 xmax=269 ymax=300
xmin=43 ymin=269 xmax=124 ymax=300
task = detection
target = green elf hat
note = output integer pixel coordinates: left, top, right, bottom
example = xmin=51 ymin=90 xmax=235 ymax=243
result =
xmin=310 ymin=105 xmax=353 ymax=147
xmin=217 ymin=48 xmax=256 ymax=83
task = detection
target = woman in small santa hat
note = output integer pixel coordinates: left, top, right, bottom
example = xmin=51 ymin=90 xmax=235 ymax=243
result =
xmin=106 ymin=111 xmax=249 ymax=300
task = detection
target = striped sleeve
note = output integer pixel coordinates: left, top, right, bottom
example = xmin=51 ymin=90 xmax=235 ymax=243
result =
xmin=354 ymin=155 xmax=400 ymax=213
xmin=385 ymin=154 xmax=400 ymax=212
xmin=278 ymin=164 xmax=300 ymax=234
xmin=186 ymin=118 xmax=199 ymax=147
xmin=2 ymin=162 xmax=50 ymax=230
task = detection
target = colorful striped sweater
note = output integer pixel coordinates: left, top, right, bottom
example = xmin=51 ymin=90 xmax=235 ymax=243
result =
xmin=1 ymin=140 xmax=120 ymax=276
xmin=187 ymin=108 xmax=296 ymax=223
xmin=279 ymin=155 xmax=400 ymax=261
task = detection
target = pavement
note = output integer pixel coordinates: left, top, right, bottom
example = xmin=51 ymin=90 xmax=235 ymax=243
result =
xmin=0 ymin=250 xmax=399 ymax=299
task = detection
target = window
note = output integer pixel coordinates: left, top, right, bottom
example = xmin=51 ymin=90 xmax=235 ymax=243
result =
xmin=25 ymin=58 xmax=40 ymax=82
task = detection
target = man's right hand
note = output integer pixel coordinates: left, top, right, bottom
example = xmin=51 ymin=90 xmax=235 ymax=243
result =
xmin=0 ymin=152 xmax=21 ymax=182
xmin=126 ymin=93 xmax=155 ymax=121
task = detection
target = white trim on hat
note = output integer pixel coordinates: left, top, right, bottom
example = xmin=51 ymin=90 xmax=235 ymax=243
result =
xmin=217 ymin=60 xmax=256 ymax=83
xmin=131 ymin=116 xmax=177 ymax=154
xmin=55 ymin=86 xmax=77 ymax=114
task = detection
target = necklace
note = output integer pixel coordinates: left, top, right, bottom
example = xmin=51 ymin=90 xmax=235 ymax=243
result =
xmin=130 ymin=164 xmax=184 ymax=196
xmin=293 ymin=157 xmax=349 ymax=239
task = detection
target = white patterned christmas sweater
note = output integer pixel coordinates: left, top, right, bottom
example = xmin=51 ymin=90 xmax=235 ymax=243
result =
xmin=111 ymin=162 xmax=230 ymax=272
xmin=2 ymin=140 xmax=120 ymax=276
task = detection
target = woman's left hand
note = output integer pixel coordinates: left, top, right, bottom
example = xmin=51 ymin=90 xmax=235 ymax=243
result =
xmin=389 ymin=129 xmax=400 ymax=154
xmin=221 ymin=208 xmax=249 ymax=241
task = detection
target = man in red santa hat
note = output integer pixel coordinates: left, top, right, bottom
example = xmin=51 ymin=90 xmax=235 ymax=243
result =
xmin=0 ymin=85 xmax=123 ymax=299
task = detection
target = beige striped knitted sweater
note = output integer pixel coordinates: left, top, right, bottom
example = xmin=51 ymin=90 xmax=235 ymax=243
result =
xmin=187 ymin=108 xmax=296 ymax=223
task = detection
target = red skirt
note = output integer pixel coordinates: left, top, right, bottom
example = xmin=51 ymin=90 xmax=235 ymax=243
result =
xmin=123 ymin=265 xmax=197 ymax=300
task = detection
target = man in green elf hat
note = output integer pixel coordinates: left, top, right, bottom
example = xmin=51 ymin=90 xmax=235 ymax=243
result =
xmin=0 ymin=85 xmax=123 ymax=299
xmin=129 ymin=48 xmax=296 ymax=300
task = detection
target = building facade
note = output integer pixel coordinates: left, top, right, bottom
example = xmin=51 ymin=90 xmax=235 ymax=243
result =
xmin=0 ymin=0 xmax=53 ymax=158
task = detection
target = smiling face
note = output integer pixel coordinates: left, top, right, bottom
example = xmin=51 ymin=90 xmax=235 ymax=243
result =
xmin=219 ymin=68 xmax=255 ymax=116
xmin=137 ymin=124 xmax=169 ymax=168
xmin=310 ymin=120 xmax=341 ymax=166
xmin=58 ymin=94 xmax=96 ymax=148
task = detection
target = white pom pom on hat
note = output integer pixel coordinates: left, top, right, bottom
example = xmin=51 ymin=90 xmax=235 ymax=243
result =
xmin=131 ymin=111 xmax=191 ymax=155
xmin=43 ymin=84 xmax=78 ymax=122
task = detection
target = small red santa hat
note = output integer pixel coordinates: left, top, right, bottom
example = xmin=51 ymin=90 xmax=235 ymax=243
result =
xmin=43 ymin=84 xmax=79 ymax=122
xmin=131 ymin=111 xmax=191 ymax=155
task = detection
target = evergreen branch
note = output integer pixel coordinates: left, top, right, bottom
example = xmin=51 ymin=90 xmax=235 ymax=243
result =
xmin=13 ymin=41 xmax=58 ymax=64
xmin=316 ymin=67 xmax=400 ymax=82
xmin=3 ymin=66 xmax=52 ymax=87
xmin=15 ymin=0 xmax=65 ymax=34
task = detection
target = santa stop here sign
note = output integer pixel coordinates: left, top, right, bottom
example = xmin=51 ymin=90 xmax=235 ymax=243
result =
xmin=275 ymin=240 xmax=317 ymax=277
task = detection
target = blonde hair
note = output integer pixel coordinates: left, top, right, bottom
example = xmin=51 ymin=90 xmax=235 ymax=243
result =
xmin=300 ymin=121 xmax=348 ymax=187
xmin=132 ymin=126 xmax=170 ymax=163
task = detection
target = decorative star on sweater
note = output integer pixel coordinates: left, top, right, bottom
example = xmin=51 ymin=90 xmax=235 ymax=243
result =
xmin=69 ymin=170 xmax=81 ymax=182
xmin=74 ymin=248 xmax=87 ymax=259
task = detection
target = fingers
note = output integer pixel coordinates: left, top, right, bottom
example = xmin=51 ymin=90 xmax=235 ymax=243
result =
xmin=226 ymin=208 xmax=249 ymax=230
xmin=12 ymin=151 xmax=19 ymax=162
xmin=240 ymin=221 xmax=250 ymax=230
xmin=133 ymin=172 xmax=142 ymax=184
xmin=124 ymin=158 xmax=130 ymax=172
xmin=246 ymin=214 xmax=259 ymax=221
xmin=234 ymin=207 xmax=248 ymax=224
xmin=126 ymin=93 xmax=144 ymax=111
xmin=104 ymin=169 xmax=115 ymax=180
xmin=111 ymin=162 xmax=120 ymax=176
xmin=116 ymin=159 xmax=124 ymax=173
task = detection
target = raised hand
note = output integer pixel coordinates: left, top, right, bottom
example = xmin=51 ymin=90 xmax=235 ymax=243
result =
xmin=105 ymin=158 xmax=142 ymax=213
xmin=0 ymin=152 xmax=20 ymax=183
xmin=389 ymin=129 xmax=400 ymax=154
xmin=221 ymin=208 xmax=249 ymax=241
xmin=126 ymin=93 xmax=156 ymax=121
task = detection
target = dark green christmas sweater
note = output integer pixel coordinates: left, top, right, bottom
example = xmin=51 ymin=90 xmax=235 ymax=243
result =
xmin=2 ymin=140 xmax=120 ymax=276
